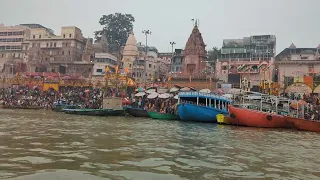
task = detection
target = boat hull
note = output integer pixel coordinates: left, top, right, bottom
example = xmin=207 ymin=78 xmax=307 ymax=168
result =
xmin=125 ymin=107 xmax=149 ymax=117
xmin=52 ymin=105 xmax=77 ymax=112
xmin=105 ymin=109 xmax=125 ymax=116
xmin=63 ymin=109 xmax=111 ymax=116
xmin=148 ymin=111 xmax=180 ymax=120
xmin=285 ymin=116 xmax=320 ymax=133
xmin=177 ymin=104 xmax=228 ymax=123
xmin=228 ymin=105 xmax=289 ymax=128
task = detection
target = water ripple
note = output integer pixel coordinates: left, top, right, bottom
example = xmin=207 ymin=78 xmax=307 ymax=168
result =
xmin=0 ymin=109 xmax=319 ymax=179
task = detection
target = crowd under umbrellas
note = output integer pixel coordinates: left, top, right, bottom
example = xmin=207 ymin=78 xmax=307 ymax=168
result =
xmin=131 ymin=85 xmax=184 ymax=114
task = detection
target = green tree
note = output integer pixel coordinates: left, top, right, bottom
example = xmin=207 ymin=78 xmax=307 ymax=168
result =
xmin=95 ymin=13 xmax=135 ymax=52
xmin=207 ymin=47 xmax=220 ymax=72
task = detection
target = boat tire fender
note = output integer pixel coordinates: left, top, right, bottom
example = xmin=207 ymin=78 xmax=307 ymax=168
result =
xmin=230 ymin=113 xmax=236 ymax=119
xmin=267 ymin=115 xmax=272 ymax=121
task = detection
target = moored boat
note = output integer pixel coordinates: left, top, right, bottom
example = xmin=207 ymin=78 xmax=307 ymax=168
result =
xmin=148 ymin=111 xmax=180 ymax=120
xmin=177 ymin=91 xmax=232 ymax=123
xmin=125 ymin=107 xmax=149 ymax=117
xmin=52 ymin=104 xmax=78 ymax=112
xmin=228 ymin=105 xmax=289 ymax=128
xmin=105 ymin=109 xmax=125 ymax=116
xmin=63 ymin=108 xmax=112 ymax=116
xmin=285 ymin=116 xmax=320 ymax=133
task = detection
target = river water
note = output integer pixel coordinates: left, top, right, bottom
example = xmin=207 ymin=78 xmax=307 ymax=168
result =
xmin=0 ymin=109 xmax=319 ymax=180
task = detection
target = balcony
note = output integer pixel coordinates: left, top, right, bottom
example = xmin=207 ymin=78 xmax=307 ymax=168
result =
xmin=237 ymin=68 xmax=260 ymax=74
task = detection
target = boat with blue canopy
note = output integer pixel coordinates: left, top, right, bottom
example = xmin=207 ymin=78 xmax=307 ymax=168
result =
xmin=177 ymin=91 xmax=233 ymax=122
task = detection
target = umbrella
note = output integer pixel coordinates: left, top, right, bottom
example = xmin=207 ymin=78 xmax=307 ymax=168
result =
xmin=213 ymin=88 xmax=224 ymax=94
xmin=157 ymin=88 xmax=168 ymax=94
xmin=146 ymin=86 xmax=157 ymax=90
xmin=135 ymin=92 xmax=146 ymax=97
xmin=33 ymin=76 xmax=41 ymax=79
xmin=227 ymin=88 xmax=242 ymax=95
xmin=145 ymin=89 xmax=157 ymax=94
xmin=290 ymin=100 xmax=307 ymax=109
xmin=170 ymin=87 xmax=179 ymax=93
xmin=174 ymin=95 xmax=178 ymax=99
xmin=84 ymin=89 xmax=90 ymax=93
xmin=199 ymin=88 xmax=211 ymax=93
xmin=147 ymin=93 xmax=158 ymax=99
xmin=158 ymin=93 xmax=171 ymax=99
xmin=180 ymin=87 xmax=191 ymax=91
xmin=188 ymin=87 xmax=197 ymax=91
xmin=223 ymin=94 xmax=233 ymax=99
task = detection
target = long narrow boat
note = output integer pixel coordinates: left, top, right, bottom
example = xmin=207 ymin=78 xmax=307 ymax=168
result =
xmin=177 ymin=91 xmax=232 ymax=123
xmin=285 ymin=116 xmax=320 ymax=133
xmin=148 ymin=111 xmax=180 ymax=120
xmin=52 ymin=104 xmax=78 ymax=112
xmin=105 ymin=109 xmax=125 ymax=116
xmin=125 ymin=107 xmax=149 ymax=117
xmin=63 ymin=108 xmax=111 ymax=116
xmin=228 ymin=105 xmax=289 ymax=128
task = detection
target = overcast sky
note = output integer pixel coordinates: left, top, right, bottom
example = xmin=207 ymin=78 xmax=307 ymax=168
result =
xmin=1 ymin=0 xmax=319 ymax=53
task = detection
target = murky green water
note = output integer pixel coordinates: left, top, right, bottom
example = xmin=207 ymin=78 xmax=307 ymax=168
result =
xmin=0 ymin=109 xmax=319 ymax=180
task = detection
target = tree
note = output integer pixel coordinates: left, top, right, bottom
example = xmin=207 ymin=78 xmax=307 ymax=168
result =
xmin=207 ymin=47 xmax=220 ymax=72
xmin=94 ymin=13 xmax=135 ymax=53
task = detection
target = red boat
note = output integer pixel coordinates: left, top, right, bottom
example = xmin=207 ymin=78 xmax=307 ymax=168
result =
xmin=285 ymin=116 xmax=320 ymax=133
xmin=228 ymin=105 xmax=290 ymax=128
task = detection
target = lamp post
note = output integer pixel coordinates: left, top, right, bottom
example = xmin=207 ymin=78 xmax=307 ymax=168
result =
xmin=142 ymin=30 xmax=151 ymax=88
xmin=169 ymin=42 xmax=176 ymax=74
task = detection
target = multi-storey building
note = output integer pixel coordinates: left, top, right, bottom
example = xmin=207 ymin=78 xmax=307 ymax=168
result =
xmin=157 ymin=52 xmax=172 ymax=81
xmin=92 ymin=53 xmax=118 ymax=76
xmin=170 ymin=49 xmax=183 ymax=74
xmin=20 ymin=24 xmax=93 ymax=76
xmin=0 ymin=24 xmax=30 ymax=74
xmin=216 ymin=35 xmax=276 ymax=89
xmin=275 ymin=44 xmax=320 ymax=93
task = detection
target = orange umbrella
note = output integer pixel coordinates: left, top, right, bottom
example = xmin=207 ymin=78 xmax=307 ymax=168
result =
xmin=298 ymin=100 xmax=307 ymax=105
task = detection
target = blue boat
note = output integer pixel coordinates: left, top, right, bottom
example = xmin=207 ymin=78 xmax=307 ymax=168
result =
xmin=177 ymin=91 xmax=232 ymax=123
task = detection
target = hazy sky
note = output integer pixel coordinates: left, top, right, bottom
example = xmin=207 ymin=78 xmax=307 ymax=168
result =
xmin=1 ymin=0 xmax=319 ymax=53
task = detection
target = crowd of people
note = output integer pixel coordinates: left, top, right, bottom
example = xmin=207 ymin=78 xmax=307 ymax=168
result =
xmin=0 ymin=86 xmax=106 ymax=109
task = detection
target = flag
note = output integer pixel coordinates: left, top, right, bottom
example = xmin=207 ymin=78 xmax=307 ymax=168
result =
xmin=168 ymin=76 xmax=171 ymax=81
xmin=15 ymin=72 xmax=19 ymax=77
xmin=105 ymin=66 xmax=109 ymax=73
xmin=125 ymin=68 xmax=129 ymax=73
xmin=115 ymin=65 xmax=119 ymax=74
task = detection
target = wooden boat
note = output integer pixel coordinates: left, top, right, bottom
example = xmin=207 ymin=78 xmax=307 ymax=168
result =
xmin=285 ymin=116 xmax=320 ymax=133
xmin=1 ymin=105 xmax=42 ymax=110
xmin=148 ymin=111 xmax=180 ymax=120
xmin=63 ymin=108 xmax=112 ymax=116
xmin=125 ymin=107 xmax=149 ymax=117
xmin=105 ymin=109 xmax=125 ymax=116
xmin=228 ymin=105 xmax=289 ymax=128
xmin=52 ymin=104 xmax=78 ymax=112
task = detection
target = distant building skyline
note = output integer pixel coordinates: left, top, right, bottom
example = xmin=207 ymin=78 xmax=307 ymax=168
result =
xmin=1 ymin=0 xmax=319 ymax=53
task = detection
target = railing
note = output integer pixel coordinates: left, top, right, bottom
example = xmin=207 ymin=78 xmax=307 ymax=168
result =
xmin=179 ymin=91 xmax=231 ymax=101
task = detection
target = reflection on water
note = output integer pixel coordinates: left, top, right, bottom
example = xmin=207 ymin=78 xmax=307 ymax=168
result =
xmin=0 ymin=109 xmax=319 ymax=180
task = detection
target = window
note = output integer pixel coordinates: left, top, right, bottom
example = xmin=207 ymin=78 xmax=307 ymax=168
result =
xmin=50 ymin=43 xmax=52 ymax=47
xmin=63 ymin=34 xmax=65 ymax=38
xmin=62 ymin=51 xmax=64 ymax=55
xmin=39 ymin=35 xmax=41 ymax=39
xmin=33 ymin=35 xmax=35 ymax=39
xmin=69 ymin=34 xmax=71 ymax=38
xmin=54 ymin=43 xmax=56 ymax=47
xmin=149 ymin=64 xmax=151 ymax=68
xmin=68 ymin=51 xmax=71 ymax=55
xmin=154 ymin=65 xmax=156 ymax=68
xmin=46 ymin=43 xmax=49 ymax=47
xmin=1 ymin=54 xmax=3 ymax=58
xmin=129 ymin=64 xmax=132 ymax=67
xmin=96 ymin=69 xmax=102 ymax=72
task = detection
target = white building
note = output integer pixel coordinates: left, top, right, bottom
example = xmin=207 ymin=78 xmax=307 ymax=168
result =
xmin=92 ymin=53 xmax=118 ymax=76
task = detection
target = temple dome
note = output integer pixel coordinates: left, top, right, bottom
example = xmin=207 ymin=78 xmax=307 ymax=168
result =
xmin=123 ymin=31 xmax=139 ymax=57
xmin=183 ymin=22 xmax=206 ymax=57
